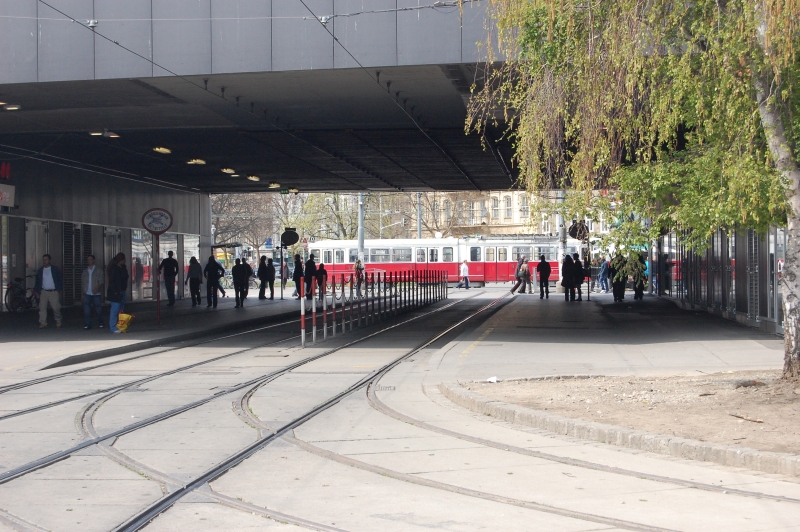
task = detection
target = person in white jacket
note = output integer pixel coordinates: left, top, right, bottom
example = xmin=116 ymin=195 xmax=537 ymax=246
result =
xmin=456 ymin=260 xmax=470 ymax=289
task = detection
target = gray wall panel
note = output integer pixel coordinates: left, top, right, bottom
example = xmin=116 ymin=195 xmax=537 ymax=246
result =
xmin=272 ymin=0 xmax=333 ymax=71
xmin=94 ymin=0 xmax=153 ymax=79
xmin=333 ymin=0 xmax=396 ymax=68
xmin=0 ymin=0 xmax=38 ymax=84
xmin=153 ymin=0 xmax=211 ymax=76
xmin=38 ymin=0 xmax=95 ymax=82
xmin=397 ymin=0 xmax=460 ymax=65
xmin=211 ymin=0 xmax=272 ymax=74
xmin=461 ymin=0 xmax=495 ymax=63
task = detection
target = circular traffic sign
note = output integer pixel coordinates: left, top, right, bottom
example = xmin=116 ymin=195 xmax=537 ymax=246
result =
xmin=281 ymin=230 xmax=299 ymax=247
xmin=142 ymin=208 xmax=174 ymax=236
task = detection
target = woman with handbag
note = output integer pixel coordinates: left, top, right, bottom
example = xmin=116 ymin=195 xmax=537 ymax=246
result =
xmin=107 ymin=253 xmax=129 ymax=333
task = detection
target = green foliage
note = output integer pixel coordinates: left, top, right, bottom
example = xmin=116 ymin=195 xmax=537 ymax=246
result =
xmin=468 ymin=0 xmax=799 ymax=252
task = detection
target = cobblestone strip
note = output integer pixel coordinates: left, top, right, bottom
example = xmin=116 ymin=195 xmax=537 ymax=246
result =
xmin=439 ymin=380 xmax=800 ymax=478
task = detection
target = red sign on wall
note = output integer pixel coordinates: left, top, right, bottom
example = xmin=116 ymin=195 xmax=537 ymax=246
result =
xmin=0 ymin=162 xmax=10 ymax=179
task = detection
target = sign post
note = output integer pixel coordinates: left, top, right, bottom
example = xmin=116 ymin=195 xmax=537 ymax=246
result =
xmin=281 ymin=228 xmax=300 ymax=301
xmin=142 ymin=208 xmax=174 ymax=325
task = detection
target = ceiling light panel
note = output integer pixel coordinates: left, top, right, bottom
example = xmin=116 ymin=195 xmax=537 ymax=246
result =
xmin=153 ymin=147 xmax=171 ymax=154
xmin=187 ymin=159 xmax=206 ymax=165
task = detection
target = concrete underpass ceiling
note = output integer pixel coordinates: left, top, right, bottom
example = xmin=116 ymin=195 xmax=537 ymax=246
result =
xmin=0 ymin=65 xmax=516 ymax=193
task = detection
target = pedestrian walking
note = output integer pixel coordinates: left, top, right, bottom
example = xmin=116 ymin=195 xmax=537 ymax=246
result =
xmin=81 ymin=254 xmax=104 ymax=329
xmin=34 ymin=254 xmax=63 ymax=328
xmin=610 ymin=254 xmax=626 ymax=302
xmin=281 ymin=260 xmax=289 ymax=291
xmin=292 ymin=254 xmax=304 ymax=299
xmin=561 ymin=255 xmax=576 ymax=301
xmin=204 ymin=256 xmax=225 ymax=308
xmin=258 ymin=256 xmax=268 ymax=299
xmin=232 ymin=258 xmax=249 ymax=308
xmin=354 ymin=259 xmax=364 ymax=297
xmin=304 ymin=254 xmax=318 ymax=300
xmin=513 ymin=256 xmax=525 ymax=292
xmin=456 ymin=260 xmax=470 ymax=289
xmin=241 ymin=258 xmax=254 ymax=300
xmin=572 ymin=253 xmax=584 ymax=301
xmin=158 ymin=250 xmax=179 ymax=306
xmin=633 ymin=254 xmax=647 ymax=300
xmin=106 ymin=253 xmax=128 ymax=334
xmin=316 ymin=263 xmax=327 ymax=301
xmin=185 ymin=256 xmax=203 ymax=307
xmin=598 ymin=255 xmax=610 ymax=293
xmin=536 ymin=255 xmax=551 ymax=299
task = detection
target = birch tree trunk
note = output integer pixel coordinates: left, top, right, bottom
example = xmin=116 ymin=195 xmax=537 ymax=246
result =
xmin=753 ymin=70 xmax=800 ymax=378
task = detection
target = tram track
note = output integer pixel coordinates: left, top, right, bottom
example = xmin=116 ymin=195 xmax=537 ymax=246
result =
xmin=111 ymin=291 xmax=509 ymax=531
xmin=0 ymin=294 xmax=473 ymax=486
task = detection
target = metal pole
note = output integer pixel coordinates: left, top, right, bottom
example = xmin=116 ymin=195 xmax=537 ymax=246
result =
xmin=300 ymin=279 xmax=306 ymax=347
xmin=331 ymin=274 xmax=335 ymax=338
xmin=279 ymin=246 xmax=284 ymax=300
xmin=417 ymin=191 xmax=422 ymax=239
xmin=312 ymin=277 xmax=317 ymax=344
xmin=349 ymin=274 xmax=354 ymax=332
xmin=358 ymin=192 xmax=365 ymax=262
xmin=155 ymin=234 xmax=161 ymax=325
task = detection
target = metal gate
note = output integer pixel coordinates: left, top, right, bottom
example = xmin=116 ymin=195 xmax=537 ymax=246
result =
xmin=62 ymin=223 xmax=93 ymax=306
xmin=747 ymin=229 xmax=759 ymax=321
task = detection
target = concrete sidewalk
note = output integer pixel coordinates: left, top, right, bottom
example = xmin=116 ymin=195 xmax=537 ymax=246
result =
xmin=0 ymin=291 xmax=305 ymax=374
xmin=425 ymin=288 xmax=784 ymax=383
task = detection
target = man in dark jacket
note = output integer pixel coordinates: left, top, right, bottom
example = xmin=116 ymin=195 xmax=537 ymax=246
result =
xmin=204 ymin=256 xmax=225 ymax=308
xmin=304 ymin=254 xmax=318 ymax=300
xmin=158 ymin=251 xmax=179 ymax=306
xmin=34 ymin=254 xmax=63 ymax=328
xmin=231 ymin=258 xmax=249 ymax=308
xmin=513 ymin=256 xmax=526 ymax=293
xmin=292 ymin=255 xmax=304 ymax=299
xmin=536 ymin=255 xmax=551 ymax=299
xmin=257 ymin=256 xmax=272 ymax=300
xmin=316 ymin=263 xmax=328 ymax=301
xmin=572 ymin=253 xmax=585 ymax=301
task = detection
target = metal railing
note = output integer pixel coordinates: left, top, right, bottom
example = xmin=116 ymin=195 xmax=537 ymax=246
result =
xmin=299 ymin=270 xmax=448 ymax=346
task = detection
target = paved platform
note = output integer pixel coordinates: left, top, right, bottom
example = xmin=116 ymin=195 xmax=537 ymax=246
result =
xmin=0 ymin=291 xmax=304 ymax=377
xmin=1 ymin=288 xmax=795 ymax=532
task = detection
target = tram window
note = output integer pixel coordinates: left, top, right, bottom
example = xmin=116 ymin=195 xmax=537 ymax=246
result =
xmin=323 ymin=250 xmax=332 ymax=264
xmin=486 ymin=247 xmax=495 ymax=261
xmin=349 ymin=249 xmax=359 ymax=262
xmin=392 ymin=248 xmax=412 ymax=262
xmin=470 ymin=247 xmax=481 ymax=261
xmin=443 ymin=247 xmax=454 ymax=262
xmin=536 ymin=247 xmax=553 ymax=260
xmin=417 ymin=248 xmax=426 ymax=262
xmin=498 ymin=247 xmax=508 ymax=261
xmin=370 ymin=248 xmax=390 ymax=263
xmin=512 ymin=246 xmax=532 ymax=261
xmin=429 ymin=249 xmax=439 ymax=262
xmin=335 ymin=250 xmax=344 ymax=263
xmin=310 ymin=249 xmax=321 ymax=262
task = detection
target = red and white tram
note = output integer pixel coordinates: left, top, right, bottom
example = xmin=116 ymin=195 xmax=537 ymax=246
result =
xmin=307 ymin=236 xmax=584 ymax=285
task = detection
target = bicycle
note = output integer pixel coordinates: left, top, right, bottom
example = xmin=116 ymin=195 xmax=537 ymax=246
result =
xmin=5 ymin=276 xmax=39 ymax=313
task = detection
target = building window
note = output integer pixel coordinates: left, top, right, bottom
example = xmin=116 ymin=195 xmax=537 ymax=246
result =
xmin=468 ymin=201 xmax=475 ymax=225
xmin=480 ymin=200 xmax=488 ymax=218
xmin=541 ymin=214 xmax=551 ymax=234
xmin=504 ymin=196 xmax=512 ymax=218
xmin=456 ymin=201 xmax=464 ymax=223
xmin=492 ymin=197 xmax=499 ymax=218
xmin=520 ymin=196 xmax=529 ymax=218
xmin=444 ymin=201 xmax=451 ymax=222
xmin=433 ymin=201 xmax=439 ymax=222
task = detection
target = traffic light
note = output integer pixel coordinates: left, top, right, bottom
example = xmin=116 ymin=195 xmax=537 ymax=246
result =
xmin=402 ymin=217 xmax=407 ymax=227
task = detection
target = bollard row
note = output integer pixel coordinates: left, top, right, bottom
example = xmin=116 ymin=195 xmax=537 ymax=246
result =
xmin=300 ymin=270 xmax=449 ymax=347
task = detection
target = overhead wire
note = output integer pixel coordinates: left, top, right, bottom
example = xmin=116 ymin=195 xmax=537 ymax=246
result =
xmin=294 ymin=0 xmax=483 ymax=191
xmin=29 ymin=0 xmax=397 ymax=191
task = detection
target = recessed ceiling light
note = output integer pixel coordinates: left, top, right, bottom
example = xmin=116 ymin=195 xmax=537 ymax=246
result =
xmin=106 ymin=131 xmax=120 ymax=138
xmin=268 ymin=182 xmax=281 ymax=189
xmin=221 ymin=168 xmax=235 ymax=174
xmin=3 ymin=104 xmax=21 ymax=111
xmin=231 ymin=174 xmax=239 ymax=177
xmin=90 ymin=131 xmax=103 ymax=136
xmin=153 ymin=147 xmax=171 ymax=154
xmin=0 ymin=102 xmax=5 ymax=106
xmin=247 ymin=175 xmax=260 ymax=182
xmin=187 ymin=159 xmax=206 ymax=165
xmin=288 ymin=187 xmax=299 ymax=193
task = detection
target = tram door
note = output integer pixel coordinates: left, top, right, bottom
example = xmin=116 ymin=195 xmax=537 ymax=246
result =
xmin=468 ymin=246 xmax=484 ymax=284
xmin=484 ymin=247 xmax=497 ymax=282
xmin=415 ymin=247 xmax=428 ymax=273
